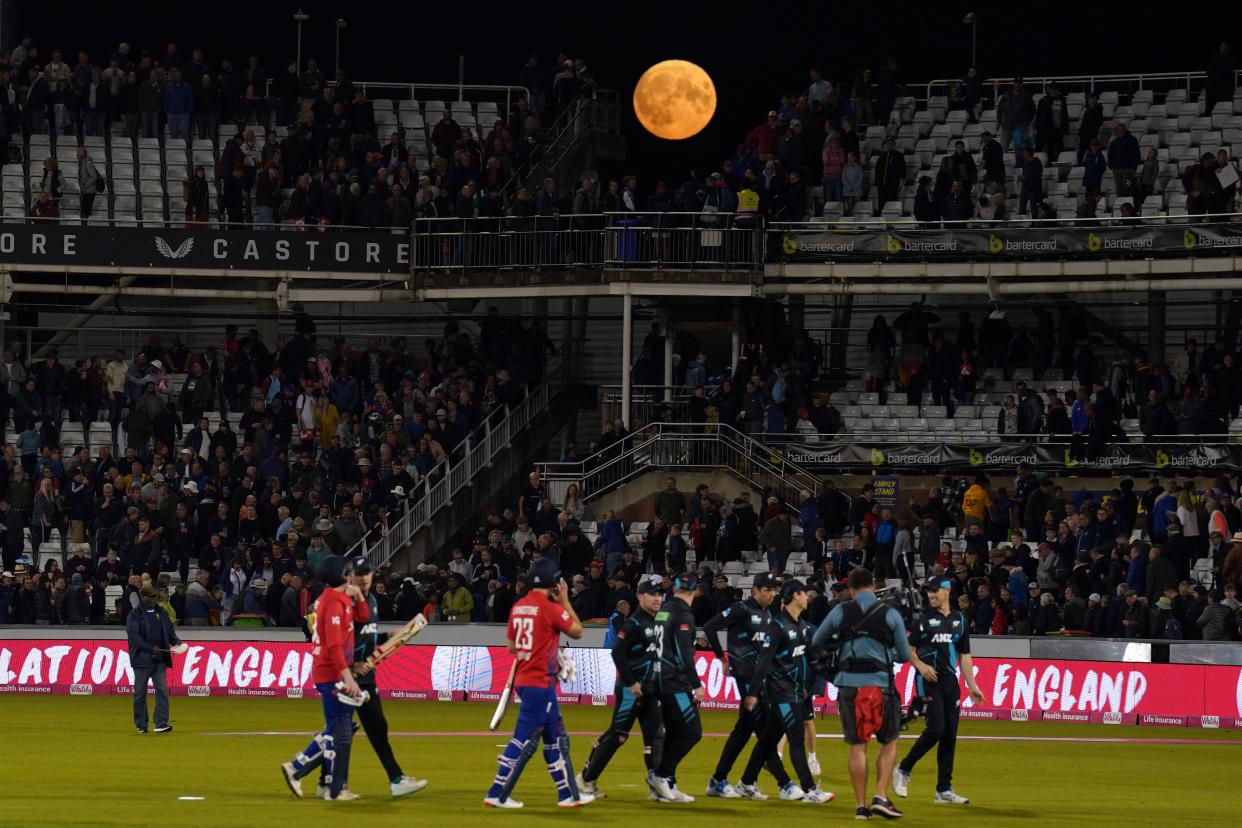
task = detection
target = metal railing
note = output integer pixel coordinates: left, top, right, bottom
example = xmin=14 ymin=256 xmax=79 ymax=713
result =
xmin=347 ymin=381 xmax=552 ymax=570
xmin=497 ymin=86 xmax=608 ymax=203
xmin=0 ymin=213 xmax=409 ymax=232
xmin=537 ymin=422 xmax=821 ymax=512
xmin=922 ymin=69 xmax=1242 ymax=106
xmin=411 ymin=212 xmax=764 ymax=273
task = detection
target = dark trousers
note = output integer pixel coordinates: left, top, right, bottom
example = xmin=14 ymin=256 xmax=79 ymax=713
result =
xmin=81 ymin=192 xmax=96 ymax=218
xmin=741 ymin=696 xmax=812 ymax=790
xmin=582 ymin=683 xmax=663 ymax=782
xmin=356 ymin=684 xmax=404 ymax=782
xmin=899 ymin=680 xmax=960 ymax=793
xmin=132 ymin=661 xmax=170 ymax=730
xmin=654 ymin=690 xmax=702 ymax=780
xmin=714 ymin=680 xmax=787 ymax=782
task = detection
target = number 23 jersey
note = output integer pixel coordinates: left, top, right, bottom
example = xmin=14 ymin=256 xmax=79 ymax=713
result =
xmin=508 ymin=591 xmax=576 ymax=689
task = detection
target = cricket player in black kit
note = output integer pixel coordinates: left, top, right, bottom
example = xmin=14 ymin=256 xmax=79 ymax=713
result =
xmin=577 ymin=576 xmax=665 ymax=797
xmin=892 ymin=575 xmax=984 ymax=806
xmin=703 ymin=572 xmax=780 ymax=799
xmin=739 ymin=580 xmax=835 ymax=803
xmin=347 ymin=557 xmax=428 ymax=799
xmin=646 ymin=572 xmax=704 ymax=804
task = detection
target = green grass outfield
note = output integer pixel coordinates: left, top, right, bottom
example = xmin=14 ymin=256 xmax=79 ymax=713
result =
xmin=6 ymin=696 xmax=1239 ymax=826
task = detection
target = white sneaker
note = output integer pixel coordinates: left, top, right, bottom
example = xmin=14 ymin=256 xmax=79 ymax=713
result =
xmin=647 ymin=772 xmax=677 ymax=802
xmin=484 ymin=796 xmax=524 ymax=809
xmin=737 ymin=782 xmax=769 ymax=800
xmin=280 ymin=762 xmax=303 ymax=799
xmin=576 ymin=774 xmax=603 ymax=797
xmin=707 ymin=779 xmax=742 ymax=798
xmin=328 ymin=789 xmax=361 ymax=801
xmin=557 ymin=792 xmax=595 ymax=808
xmin=779 ymin=783 xmax=806 ymax=801
xmin=391 ymin=776 xmax=428 ymax=797
xmin=893 ymin=769 xmax=910 ymax=798
xmin=802 ymin=787 xmax=836 ymax=804
xmin=808 ymin=754 xmax=821 ymax=776
xmin=647 ymin=790 xmax=661 ymax=800
xmin=316 ymin=785 xmax=329 ymax=800
xmin=933 ymin=789 xmax=970 ymax=805
xmin=670 ymin=786 xmax=695 ymax=803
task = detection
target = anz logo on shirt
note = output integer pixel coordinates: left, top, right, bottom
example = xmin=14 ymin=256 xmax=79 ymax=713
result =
xmin=930 ymin=633 xmax=955 ymax=644
xmin=360 ymin=622 xmax=378 ymax=636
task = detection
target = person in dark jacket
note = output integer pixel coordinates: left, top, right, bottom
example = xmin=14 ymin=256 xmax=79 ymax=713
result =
xmin=1106 ymin=121 xmax=1141 ymax=196
xmin=1018 ymin=147 xmax=1043 ymax=219
xmin=126 ymin=585 xmax=181 ymax=732
xmin=941 ymin=180 xmax=973 ymax=222
xmin=1077 ymin=92 xmax=1104 ymax=164
xmin=1035 ymin=83 xmax=1069 ymax=164
xmin=873 ymin=137 xmax=906 ymax=211
xmin=980 ymin=131 xmax=1005 ymax=189
xmin=913 ymin=176 xmax=938 ymax=224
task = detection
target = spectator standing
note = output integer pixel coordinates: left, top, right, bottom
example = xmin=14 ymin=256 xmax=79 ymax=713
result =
xmin=76 ymin=148 xmax=101 ymax=219
xmin=1106 ymin=121 xmax=1140 ymax=197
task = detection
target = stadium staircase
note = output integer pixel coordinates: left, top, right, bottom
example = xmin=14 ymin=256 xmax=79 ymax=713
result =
xmin=536 ymin=422 xmax=822 ymax=517
xmin=349 ymin=376 xmax=567 ymax=573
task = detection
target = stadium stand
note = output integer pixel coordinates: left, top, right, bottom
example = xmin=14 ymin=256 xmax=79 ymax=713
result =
xmin=0 ymin=308 xmax=550 ymax=629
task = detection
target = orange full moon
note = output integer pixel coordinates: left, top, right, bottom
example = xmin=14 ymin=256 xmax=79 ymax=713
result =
xmin=633 ymin=59 xmax=717 ymax=141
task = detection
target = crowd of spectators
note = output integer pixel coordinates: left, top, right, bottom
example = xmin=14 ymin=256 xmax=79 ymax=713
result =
xmin=0 ymin=37 xmax=603 ymax=229
xmin=858 ymin=302 xmax=1242 ymax=442
xmin=0 ymin=307 xmax=556 ymax=628
xmin=380 ymin=464 xmax=1242 ymax=643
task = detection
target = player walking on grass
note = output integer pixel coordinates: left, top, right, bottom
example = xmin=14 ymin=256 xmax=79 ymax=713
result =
xmin=812 ymin=568 xmax=911 ymax=821
xmin=577 ymin=575 xmax=665 ymax=797
xmin=346 ymin=556 xmax=428 ymax=799
xmin=484 ymin=558 xmax=593 ymax=810
xmin=647 ymin=572 xmax=704 ymax=803
xmin=703 ymin=572 xmax=780 ymax=799
xmin=281 ymin=555 xmax=365 ymax=802
xmin=738 ymin=580 xmax=835 ymax=804
xmin=892 ymin=575 xmax=984 ymax=806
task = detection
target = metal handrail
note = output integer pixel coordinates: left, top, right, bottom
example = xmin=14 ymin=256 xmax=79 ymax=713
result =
xmin=772 ymin=210 xmax=1242 ymax=231
xmin=537 ymin=422 xmax=822 ymax=509
xmin=0 ymin=214 xmax=409 ymax=232
xmin=921 ymin=69 xmax=1242 ymax=105
xmin=411 ymin=211 xmax=765 ymax=273
xmin=497 ymin=86 xmax=601 ymax=202
xmin=349 ymin=381 xmax=552 ymax=570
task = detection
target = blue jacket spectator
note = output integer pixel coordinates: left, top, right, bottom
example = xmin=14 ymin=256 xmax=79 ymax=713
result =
xmin=163 ymin=79 xmax=193 ymax=116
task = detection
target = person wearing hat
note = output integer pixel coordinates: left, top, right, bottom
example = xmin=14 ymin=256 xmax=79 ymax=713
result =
xmin=483 ymin=558 xmax=591 ymax=810
xmin=577 ymin=575 xmax=666 ymax=798
xmin=892 ymin=575 xmax=983 ymax=806
xmin=342 ymin=557 xmax=428 ymax=799
xmin=703 ymin=571 xmax=782 ymax=798
xmin=126 ymin=584 xmax=182 ymax=733
xmin=1153 ymin=595 xmax=1184 ymax=639
xmin=281 ymin=555 xmax=366 ymax=801
xmin=735 ymin=579 xmax=834 ymax=803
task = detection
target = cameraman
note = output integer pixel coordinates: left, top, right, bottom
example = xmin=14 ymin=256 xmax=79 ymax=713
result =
xmin=894 ymin=575 xmax=984 ymax=805
xmin=812 ymin=568 xmax=911 ymax=820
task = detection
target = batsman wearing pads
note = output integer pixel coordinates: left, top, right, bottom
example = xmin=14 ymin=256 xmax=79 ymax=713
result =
xmin=484 ymin=558 xmax=594 ymax=809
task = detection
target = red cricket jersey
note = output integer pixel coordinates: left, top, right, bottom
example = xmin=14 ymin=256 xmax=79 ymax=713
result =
xmin=311 ymin=587 xmax=356 ymax=684
xmin=507 ymin=591 xmax=575 ymax=688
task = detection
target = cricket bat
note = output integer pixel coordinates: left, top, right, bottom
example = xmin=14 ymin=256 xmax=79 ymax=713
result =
xmin=489 ymin=660 xmax=518 ymax=730
xmin=353 ymin=614 xmax=427 ymax=675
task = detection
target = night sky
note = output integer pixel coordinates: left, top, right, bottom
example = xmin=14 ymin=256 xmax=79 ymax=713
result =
xmin=11 ymin=2 xmax=1242 ymax=190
